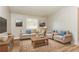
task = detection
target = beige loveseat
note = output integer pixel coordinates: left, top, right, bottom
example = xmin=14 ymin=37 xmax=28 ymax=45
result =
xmin=53 ymin=31 xmax=72 ymax=43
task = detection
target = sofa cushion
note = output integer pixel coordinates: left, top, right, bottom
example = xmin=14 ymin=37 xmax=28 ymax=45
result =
xmin=26 ymin=29 xmax=31 ymax=34
xmin=59 ymin=31 xmax=66 ymax=36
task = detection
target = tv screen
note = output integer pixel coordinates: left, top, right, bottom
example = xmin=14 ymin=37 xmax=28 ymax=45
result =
xmin=0 ymin=17 xmax=7 ymax=33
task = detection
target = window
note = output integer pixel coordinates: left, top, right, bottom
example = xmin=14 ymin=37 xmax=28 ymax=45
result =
xmin=26 ymin=18 xmax=38 ymax=29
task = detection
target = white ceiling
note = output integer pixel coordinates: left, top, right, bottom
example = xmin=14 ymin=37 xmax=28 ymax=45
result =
xmin=9 ymin=6 xmax=63 ymax=17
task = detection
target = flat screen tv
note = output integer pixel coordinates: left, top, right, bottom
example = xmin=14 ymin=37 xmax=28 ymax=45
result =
xmin=0 ymin=17 xmax=7 ymax=33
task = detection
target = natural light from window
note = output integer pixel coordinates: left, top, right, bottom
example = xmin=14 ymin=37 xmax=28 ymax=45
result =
xmin=26 ymin=18 xmax=38 ymax=29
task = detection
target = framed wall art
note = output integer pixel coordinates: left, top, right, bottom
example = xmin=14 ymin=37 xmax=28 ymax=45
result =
xmin=16 ymin=19 xmax=23 ymax=27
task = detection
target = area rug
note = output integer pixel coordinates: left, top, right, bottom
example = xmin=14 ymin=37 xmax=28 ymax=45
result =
xmin=20 ymin=39 xmax=65 ymax=52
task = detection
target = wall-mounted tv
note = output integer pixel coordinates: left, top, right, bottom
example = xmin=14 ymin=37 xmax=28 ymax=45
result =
xmin=0 ymin=17 xmax=7 ymax=33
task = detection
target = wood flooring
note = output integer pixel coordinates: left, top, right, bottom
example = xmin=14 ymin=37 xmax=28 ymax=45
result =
xmin=11 ymin=39 xmax=79 ymax=52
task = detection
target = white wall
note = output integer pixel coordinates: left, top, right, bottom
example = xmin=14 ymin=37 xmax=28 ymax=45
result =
xmin=11 ymin=13 xmax=47 ymax=38
xmin=0 ymin=6 xmax=11 ymax=34
xmin=47 ymin=7 xmax=78 ymax=45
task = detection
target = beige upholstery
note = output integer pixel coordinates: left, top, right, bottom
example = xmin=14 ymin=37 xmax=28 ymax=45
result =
xmin=46 ymin=34 xmax=52 ymax=39
xmin=53 ymin=34 xmax=72 ymax=43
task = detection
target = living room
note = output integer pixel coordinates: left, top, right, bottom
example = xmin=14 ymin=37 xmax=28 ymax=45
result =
xmin=0 ymin=6 xmax=79 ymax=52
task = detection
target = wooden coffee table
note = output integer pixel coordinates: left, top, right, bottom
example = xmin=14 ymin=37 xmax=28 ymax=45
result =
xmin=31 ymin=37 xmax=48 ymax=48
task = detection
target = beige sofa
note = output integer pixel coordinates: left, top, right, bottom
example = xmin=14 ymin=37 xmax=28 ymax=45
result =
xmin=53 ymin=32 xmax=72 ymax=43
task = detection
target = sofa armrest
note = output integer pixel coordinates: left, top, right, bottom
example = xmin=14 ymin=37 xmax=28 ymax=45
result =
xmin=62 ymin=34 xmax=72 ymax=42
xmin=64 ymin=34 xmax=72 ymax=37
